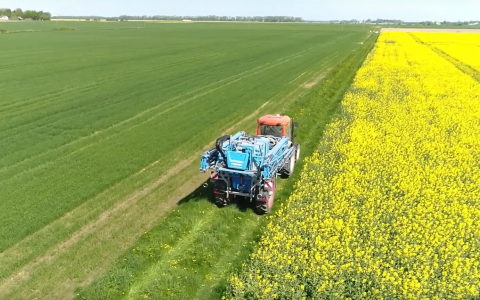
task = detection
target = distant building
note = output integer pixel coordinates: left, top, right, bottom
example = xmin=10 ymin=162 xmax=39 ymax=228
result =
xmin=0 ymin=16 xmax=9 ymax=21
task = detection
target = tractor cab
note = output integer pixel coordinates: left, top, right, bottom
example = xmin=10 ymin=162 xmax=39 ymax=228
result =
xmin=257 ymin=114 xmax=298 ymax=141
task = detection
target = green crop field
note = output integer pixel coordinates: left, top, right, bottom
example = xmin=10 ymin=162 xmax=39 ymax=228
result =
xmin=0 ymin=21 xmax=375 ymax=300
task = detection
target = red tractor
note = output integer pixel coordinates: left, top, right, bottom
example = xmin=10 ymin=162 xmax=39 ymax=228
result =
xmin=200 ymin=114 xmax=299 ymax=214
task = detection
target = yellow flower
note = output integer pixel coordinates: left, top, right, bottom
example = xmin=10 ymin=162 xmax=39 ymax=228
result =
xmin=226 ymin=31 xmax=480 ymax=300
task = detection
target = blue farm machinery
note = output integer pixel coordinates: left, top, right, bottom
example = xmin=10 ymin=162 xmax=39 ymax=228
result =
xmin=200 ymin=115 xmax=300 ymax=214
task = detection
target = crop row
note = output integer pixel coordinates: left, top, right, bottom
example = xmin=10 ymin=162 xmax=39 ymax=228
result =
xmin=226 ymin=31 xmax=480 ymax=299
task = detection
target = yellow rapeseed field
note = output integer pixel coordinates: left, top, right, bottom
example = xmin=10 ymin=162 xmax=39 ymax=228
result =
xmin=413 ymin=32 xmax=480 ymax=72
xmin=226 ymin=32 xmax=480 ymax=299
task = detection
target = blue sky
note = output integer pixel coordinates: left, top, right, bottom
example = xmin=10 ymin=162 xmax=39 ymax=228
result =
xmin=2 ymin=0 xmax=479 ymax=21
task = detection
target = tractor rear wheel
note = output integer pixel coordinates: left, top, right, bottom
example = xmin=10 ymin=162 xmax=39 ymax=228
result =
xmin=254 ymin=191 xmax=270 ymax=215
xmin=213 ymin=181 xmax=229 ymax=207
xmin=254 ymin=179 xmax=275 ymax=215
xmin=215 ymin=194 xmax=229 ymax=207
xmin=295 ymin=143 xmax=300 ymax=162
xmin=281 ymin=153 xmax=295 ymax=178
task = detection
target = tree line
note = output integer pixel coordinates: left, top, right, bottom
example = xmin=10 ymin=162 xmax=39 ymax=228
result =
xmin=438 ymin=20 xmax=480 ymax=26
xmin=53 ymin=15 xmax=304 ymax=22
xmin=0 ymin=8 xmax=51 ymax=20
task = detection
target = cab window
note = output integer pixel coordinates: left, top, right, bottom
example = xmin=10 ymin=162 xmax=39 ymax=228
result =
xmin=260 ymin=125 xmax=283 ymax=137
xmin=286 ymin=125 xmax=291 ymax=139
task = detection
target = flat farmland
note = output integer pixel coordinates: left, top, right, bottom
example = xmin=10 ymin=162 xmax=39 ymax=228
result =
xmin=0 ymin=22 xmax=372 ymax=299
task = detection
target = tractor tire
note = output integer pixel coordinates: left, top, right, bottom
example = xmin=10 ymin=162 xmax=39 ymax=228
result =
xmin=213 ymin=181 xmax=229 ymax=208
xmin=295 ymin=143 xmax=300 ymax=162
xmin=215 ymin=195 xmax=229 ymax=208
xmin=254 ymin=190 xmax=270 ymax=215
xmin=254 ymin=179 xmax=275 ymax=215
xmin=281 ymin=153 xmax=295 ymax=178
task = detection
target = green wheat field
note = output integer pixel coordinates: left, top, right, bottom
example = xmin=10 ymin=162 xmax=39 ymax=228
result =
xmin=0 ymin=21 xmax=375 ymax=300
